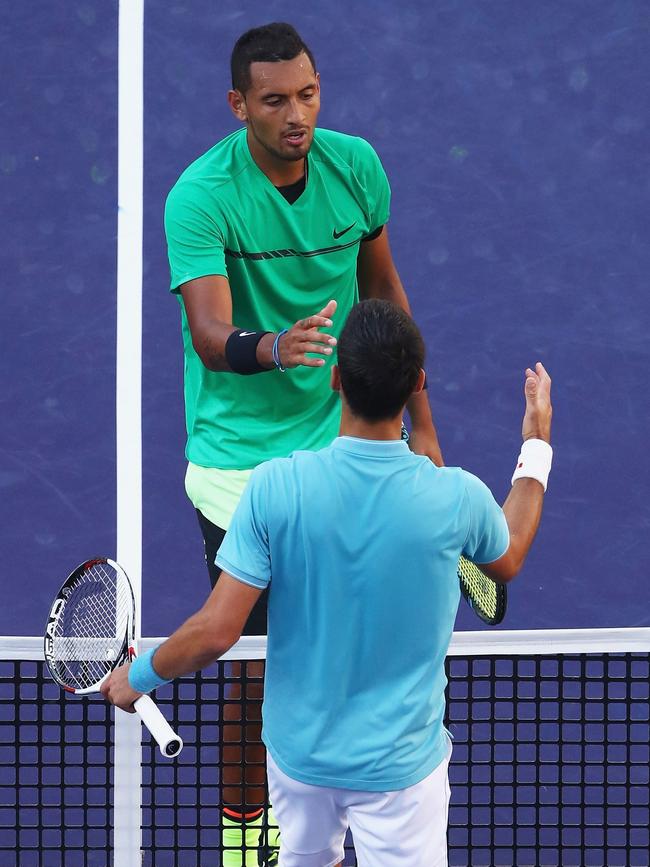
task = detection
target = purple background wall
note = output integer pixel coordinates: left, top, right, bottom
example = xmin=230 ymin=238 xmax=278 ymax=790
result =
xmin=1 ymin=1 xmax=648 ymax=636
xmin=1 ymin=3 xmax=118 ymax=634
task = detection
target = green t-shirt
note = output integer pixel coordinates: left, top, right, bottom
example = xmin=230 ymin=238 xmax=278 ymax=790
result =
xmin=165 ymin=127 xmax=391 ymax=470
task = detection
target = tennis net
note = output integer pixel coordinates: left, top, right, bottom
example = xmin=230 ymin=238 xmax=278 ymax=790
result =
xmin=1 ymin=629 xmax=648 ymax=866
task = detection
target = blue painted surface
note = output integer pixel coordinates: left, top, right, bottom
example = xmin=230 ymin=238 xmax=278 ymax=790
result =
xmin=142 ymin=1 xmax=650 ymax=634
xmin=1 ymin=12 xmax=648 ymax=867
xmin=1 ymin=1 xmax=648 ymax=636
xmin=0 ymin=2 xmax=118 ymax=635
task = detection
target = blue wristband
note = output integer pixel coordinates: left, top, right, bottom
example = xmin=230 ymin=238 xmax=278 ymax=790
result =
xmin=128 ymin=647 xmax=171 ymax=694
xmin=272 ymin=329 xmax=288 ymax=372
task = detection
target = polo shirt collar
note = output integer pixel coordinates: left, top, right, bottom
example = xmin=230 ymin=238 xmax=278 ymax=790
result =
xmin=332 ymin=436 xmax=410 ymax=457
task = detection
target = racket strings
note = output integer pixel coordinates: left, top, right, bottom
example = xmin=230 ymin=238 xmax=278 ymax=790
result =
xmin=49 ymin=562 xmax=131 ymax=690
xmin=458 ymin=557 xmax=502 ymax=623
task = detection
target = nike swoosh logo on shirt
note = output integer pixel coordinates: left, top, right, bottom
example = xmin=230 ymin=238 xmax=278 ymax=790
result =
xmin=333 ymin=222 xmax=356 ymax=239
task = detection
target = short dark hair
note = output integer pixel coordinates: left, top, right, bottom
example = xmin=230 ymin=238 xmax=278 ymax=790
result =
xmin=231 ymin=23 xmax=316 ymax=93
xmin=337 ymin=300 xmax=425 ymax=421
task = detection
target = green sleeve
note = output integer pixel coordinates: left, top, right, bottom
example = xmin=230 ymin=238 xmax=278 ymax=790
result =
xmin=356 ymin=137 xmax=391 ymax=234
xmin=164 ymin=181 xmax=228 ymax=293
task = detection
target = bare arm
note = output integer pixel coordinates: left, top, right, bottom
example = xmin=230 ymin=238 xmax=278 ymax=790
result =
xmin=100 ymin=573 xmax=262 ymax=711
xmin=180 ymin=275 xmax=237 ymax=370
xmin=479 ymin=363 xmax=553 ymax=583
xmin=480 ymin=478 xmax=545 ymax=584
xmin=152 ymin=573 xmax=261 ymax=677
xmin=356 ymin=226 xmax=410 ymax=309
xmin=357 ymin=228 xmax=443 ymax=465
xmin=180 ymin=275 xmax=337 ymax=372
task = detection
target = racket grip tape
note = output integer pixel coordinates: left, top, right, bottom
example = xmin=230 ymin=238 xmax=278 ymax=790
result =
xmin=133 ymin=694 xmax=183 ymax=757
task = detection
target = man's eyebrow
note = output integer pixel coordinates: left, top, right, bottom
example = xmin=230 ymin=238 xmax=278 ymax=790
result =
xmin=258 ymin=81 xmax=317 ymax=98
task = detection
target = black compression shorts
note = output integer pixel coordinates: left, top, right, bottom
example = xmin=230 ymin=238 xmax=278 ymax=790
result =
xmin=195 ymin=509 xmax=268 ymax=636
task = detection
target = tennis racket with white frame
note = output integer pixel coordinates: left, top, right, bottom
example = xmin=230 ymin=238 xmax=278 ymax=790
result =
xmin=44 ymin=557 xmax=183 ymax=757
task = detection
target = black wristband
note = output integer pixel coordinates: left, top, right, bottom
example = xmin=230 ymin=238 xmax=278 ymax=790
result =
xmin=225 ymin=330 xmax=271 ymax=375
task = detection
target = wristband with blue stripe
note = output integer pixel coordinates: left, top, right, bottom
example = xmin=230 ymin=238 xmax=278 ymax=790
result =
xmin=128 ymin=647 xmax=172 ymax=694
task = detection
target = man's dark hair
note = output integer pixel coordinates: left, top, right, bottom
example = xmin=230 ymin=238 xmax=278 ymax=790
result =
xmin=231 ymin=23 xmax=316 ymax=93
xmin=337 ymin=300 xmax=425 ymax=421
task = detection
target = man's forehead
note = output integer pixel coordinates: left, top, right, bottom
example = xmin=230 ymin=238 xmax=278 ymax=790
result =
xmin=248 ymin=53 xmax=317 ymax=92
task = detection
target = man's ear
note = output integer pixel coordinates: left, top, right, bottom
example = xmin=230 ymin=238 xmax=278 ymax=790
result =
xmin=330 ymin=365 xmax=341 ymax=393
xmin=227 ymin=89 xmax=247 ymax=123
xmin=412 ymin=368 xmax=426 ymax=394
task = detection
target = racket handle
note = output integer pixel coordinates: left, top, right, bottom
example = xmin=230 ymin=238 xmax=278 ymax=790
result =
xmin=134 ymin=694 xmax=183 ymax=758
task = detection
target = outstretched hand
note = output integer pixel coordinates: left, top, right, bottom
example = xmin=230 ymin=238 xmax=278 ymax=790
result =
xmin=276 ymin=300 xmax=337 ymax=369
xmin=521 ymin=362 xmax=552 ymax=443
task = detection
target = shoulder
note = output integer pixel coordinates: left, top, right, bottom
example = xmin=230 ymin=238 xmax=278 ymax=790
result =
xmin=456 ymin=469 xmax=502 ymax=514
xmin=166 ymin=129 xmax=252 ymax=211
xmin=311 ymin=128 xmax=385 ymax=173
xmin=250 ymin=447 xmax=332 ymax=492
xmin=251 ymin=448 xmax=323 ymax=480
xmin=458 ymin=468 xmax=492 ymax=495
xmin=410 ymin=463 xmax=482 ymax=502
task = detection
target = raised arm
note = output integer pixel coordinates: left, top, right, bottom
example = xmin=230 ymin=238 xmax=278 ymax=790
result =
xmin=479 ymin=363 xmax=553 ymax=583
xmin=180 ymin=275 xmax=337 ymax=373
xmin=357 ymin=227 xmax=443 ymax=465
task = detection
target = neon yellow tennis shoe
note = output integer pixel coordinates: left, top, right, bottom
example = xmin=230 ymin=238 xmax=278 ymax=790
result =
xmin=221 ymin=810 xmax=280 ymax=867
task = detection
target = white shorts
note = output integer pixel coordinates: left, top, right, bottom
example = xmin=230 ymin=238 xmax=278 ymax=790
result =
xmin=266 ymin=739 xmax=452 ymax=867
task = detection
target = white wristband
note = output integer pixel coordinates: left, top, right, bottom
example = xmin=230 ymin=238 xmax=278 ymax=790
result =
xmin=511 ymin=438 xmax=553 ymax=492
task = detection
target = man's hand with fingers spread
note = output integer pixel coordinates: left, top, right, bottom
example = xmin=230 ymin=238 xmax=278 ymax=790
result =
xmin=259 ymin=299 xmax=338 ymax=370
xmin=522 ymin=362 xmax=552 ymax=444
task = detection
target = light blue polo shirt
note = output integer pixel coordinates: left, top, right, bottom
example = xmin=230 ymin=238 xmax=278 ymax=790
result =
xmin=216 ymin=437 xmax=509 ymax=791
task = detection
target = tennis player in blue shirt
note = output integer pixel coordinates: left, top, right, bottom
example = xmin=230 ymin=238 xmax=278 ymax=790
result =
xmin=103 ymin=299 xmax=553 ymax=866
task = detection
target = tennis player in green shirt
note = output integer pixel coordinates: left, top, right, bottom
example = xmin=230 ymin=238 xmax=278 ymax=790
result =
xmin=164 ymin=21 xmax=442 ymax=866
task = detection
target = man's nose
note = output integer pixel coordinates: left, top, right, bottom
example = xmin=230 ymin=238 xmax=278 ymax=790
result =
xmin=285 ymin=98 xmax=304 ymax=125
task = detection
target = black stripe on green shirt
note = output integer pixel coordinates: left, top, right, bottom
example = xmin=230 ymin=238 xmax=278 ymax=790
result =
xmin=225 ymin=237 xmax=360 ymax=261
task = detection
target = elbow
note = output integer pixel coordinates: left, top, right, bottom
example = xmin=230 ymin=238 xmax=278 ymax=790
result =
xmin=190 ymin=329 xmax=226 ymax=372
xmin=189 ymin=613 xmax=239 ymax=663
xmin=495 ymin=564 xmax=519 ymax=584
xmin=204 ymin=622 xmax=241 ymax=660
xmin=500 ymin=550 xmax=529 ymax=583
xmin=479 ymin=550 xmax=522 ymax=584
xmin=192 ymin=336 xmax=219 ymax=371
xmin=211 ymin=631 xmax=239 ymax=660
xmin=192 ymin=343 xmax=210 ymax=369
xmin=192 ymin=636 xmax=238 ymax=669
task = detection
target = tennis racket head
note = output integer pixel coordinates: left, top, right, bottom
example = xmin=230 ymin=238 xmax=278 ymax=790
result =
xmin=458 ymin=555 xmax=507 ymax=626
xmin=44 ymin=557 xmax=135 ymax=693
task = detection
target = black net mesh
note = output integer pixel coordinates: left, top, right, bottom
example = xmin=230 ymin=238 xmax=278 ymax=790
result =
xmin=0 ymin=659 xmax=112 ymax=867
xmin=1 ymin=651 xmax=648 ymax=866
xmin=445 ymin=653 xmax=650 ymax=867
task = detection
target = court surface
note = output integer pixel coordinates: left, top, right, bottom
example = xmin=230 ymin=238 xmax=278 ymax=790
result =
xmin=1 ymin=2 xmax=648 ymax=865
